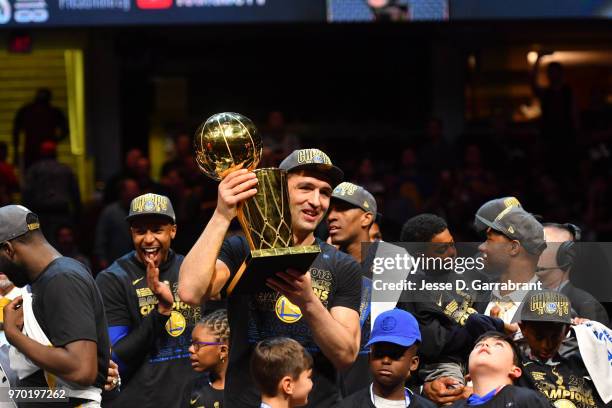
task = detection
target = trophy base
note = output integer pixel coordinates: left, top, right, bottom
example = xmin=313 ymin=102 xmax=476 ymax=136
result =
xmin=225 ymin=245 xmax=321 ymax=296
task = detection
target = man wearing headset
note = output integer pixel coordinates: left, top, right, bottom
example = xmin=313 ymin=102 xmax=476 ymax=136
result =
xmin=537 ymin=223 xmax=609 ymax=326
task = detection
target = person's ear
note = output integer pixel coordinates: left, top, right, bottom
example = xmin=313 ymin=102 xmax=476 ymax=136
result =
xmin=1 ymin=241 xmax=15 ymax=258
xmin=219 ymin=344 xmax=228 ymax=361
xmin=518 ymin=322 xmax=525 ymax=332
xmin=361 ymin=212 xmax=373 ymax=229
xmin=170 ymin=224 xmax=177 ymax=240
xmin=281 ymin=375 xmax=293 ymax=395
xmin=509 ymin=240 xmax=521 ymax=256
xmin=509 ymin=365 xmax=522 ymax=380
xmin=409 ymin=354 xmax=419 ymax=372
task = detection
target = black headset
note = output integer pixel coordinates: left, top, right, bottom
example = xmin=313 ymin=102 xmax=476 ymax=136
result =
xmin=544 ymin=223 xmax=581 ymax=272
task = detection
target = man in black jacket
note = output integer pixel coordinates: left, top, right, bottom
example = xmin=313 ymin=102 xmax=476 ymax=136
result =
xmin=96 ymin=193 xmax=202 ymax=407
xmin=537 ymin=223 xmax=609 ymax=326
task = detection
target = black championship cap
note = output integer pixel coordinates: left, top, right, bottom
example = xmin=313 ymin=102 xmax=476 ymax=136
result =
xmin=476 ymin=206 xmax=546 ymax=255
xmin=519 ymin=290 xmax=572 ymax=324
xmin=0 ymin=205 xmax=41 ymax=243
xmin=126 ymin=193 xmax=176 ymax=224
xmin=474 ymin=196 xmax=522 ymax=232
xmin=332 ymin=182 xmax=377 ymax=215
xmin=279 ymin=148 xmax=344 ymax=187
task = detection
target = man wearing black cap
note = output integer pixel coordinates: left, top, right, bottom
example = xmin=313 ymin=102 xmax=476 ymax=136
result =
xmin=477 ymin=206 xmax=547 ymax=324
xmin=473 ymin=197 xmax=522 ymax=234
xmin=96 ymin=193 xmax=201 ymax=407
xmin=327 ymin=182 xmax=378 ymax=396
xmin=0 ymin=205 xmax=110 ymax=406
xmin=179 ymin=149 xmax=362 ymax=408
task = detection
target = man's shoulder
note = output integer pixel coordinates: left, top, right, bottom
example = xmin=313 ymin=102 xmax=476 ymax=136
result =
xmin=46 ymin=257 xmax=91 ymax=279
xmin=36 ymin=258 xmax=97 ymax=296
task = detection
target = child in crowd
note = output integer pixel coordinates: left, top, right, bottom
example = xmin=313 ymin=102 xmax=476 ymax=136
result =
xmin=336 ymin=308 xmax=436 ymax=408
xmin=185 ymin=309 xmax=230 ymax=408
xmin=449 ymin=332 xmax=550 ymax=407
xmin=250 ymin=337 xmax=313 ymax=408
xmin=517 ymin=290 xmax=608 ymax=407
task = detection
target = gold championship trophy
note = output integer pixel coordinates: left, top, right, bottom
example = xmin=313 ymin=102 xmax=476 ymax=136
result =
xmin=194 ymin=112 xmax=320 ymax=295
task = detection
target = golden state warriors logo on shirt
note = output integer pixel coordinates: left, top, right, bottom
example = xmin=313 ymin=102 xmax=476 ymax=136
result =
xmin=165 ymin=310 xmax=186 ymax=337
xmin=275 ymin=296 xmax=302 ymax=324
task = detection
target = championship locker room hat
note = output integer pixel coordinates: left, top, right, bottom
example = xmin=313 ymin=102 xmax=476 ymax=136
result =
xmin=474 ymin=196 xmax=522 ymax=232
xmin=519 ymin=290 xmax=572 ymax=325
xmin=126 ymin=193 xmax=176 ymax=224
xmin=476 ymin=206 xmax=546 ymax=255
xmin=331 ymin=182 xmax=377 ymax=215
xmin=365 ymin=309 xmax=421 ymax=348
xmin=279 ymin=148 xmax=344 ymax=187
xmin=0 ymin=205 xmax=40 ymax=243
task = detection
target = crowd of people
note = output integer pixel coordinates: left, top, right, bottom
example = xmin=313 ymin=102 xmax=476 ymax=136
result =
xmin=0 ymin=142 xmax=611 ymax=408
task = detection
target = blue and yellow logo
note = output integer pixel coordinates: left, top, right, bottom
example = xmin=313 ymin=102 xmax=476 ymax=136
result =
xmin=275 ymin=296 xmax=302 ymax=324
xmin=165 ymin=311 xmax=186 ymax=337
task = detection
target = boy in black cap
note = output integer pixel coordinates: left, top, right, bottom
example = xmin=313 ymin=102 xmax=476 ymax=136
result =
xmin=96 ymin=193 xmax=202 ymax=407
xmin=179 ymin=149 xmax=362 ymax=408
xmin=517 ymin=290 xmax=608 ymax=407
xmin=335 ymin=309 xmax=435 ymax=408
xmin=0 ymin=205 xmax=111 ymax=406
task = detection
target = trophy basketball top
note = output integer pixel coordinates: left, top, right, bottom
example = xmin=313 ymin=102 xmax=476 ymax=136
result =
xmin=194 ymin=112 xmax=263 ymax=181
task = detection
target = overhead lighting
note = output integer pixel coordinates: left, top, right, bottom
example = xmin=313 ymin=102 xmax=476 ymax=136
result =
xmin=527 ymin=51 xmax=538 ymax=65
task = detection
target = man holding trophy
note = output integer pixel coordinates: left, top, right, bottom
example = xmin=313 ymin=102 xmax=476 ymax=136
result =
xmin=179 ymin=113 xmax=362 ymax=407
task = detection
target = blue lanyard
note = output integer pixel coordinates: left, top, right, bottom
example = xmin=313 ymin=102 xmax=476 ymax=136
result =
xmin=369 ymin=384 xmax=411 ymax=407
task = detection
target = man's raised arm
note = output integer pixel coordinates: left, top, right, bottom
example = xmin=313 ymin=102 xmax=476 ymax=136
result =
xmin=179 ymin=169 xmax=257 ymax=305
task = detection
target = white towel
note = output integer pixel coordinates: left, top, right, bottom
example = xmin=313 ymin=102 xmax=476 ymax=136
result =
xmin=370 ymin=242 xmax=413 ymax=329
xmin=8 ymin=292 xmax=101 ymax=405
xmin=573 ymin=320 xmax=612 ymax=403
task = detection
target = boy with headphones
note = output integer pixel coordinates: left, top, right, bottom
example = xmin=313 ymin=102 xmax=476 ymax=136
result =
xmin=536 ymin=223 xmax=609 ymax=325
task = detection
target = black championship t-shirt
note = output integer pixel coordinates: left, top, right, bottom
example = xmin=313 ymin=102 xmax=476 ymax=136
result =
xmin=19 ymin=257 xmax=110 ymax=407
xmin=96 ymin=251 xmax=202 ymax=408
xmin=449 ymin=385 xmax=552 ymax=408
xmin=183 ymin=374 xmax=224 ymax=408
xmin=219 ymin=236 xmax=362 ymax=408
xmin=518 ymin=350 xmax=608 ymax=408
